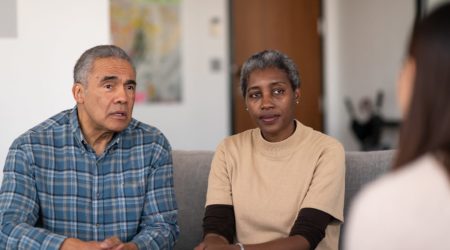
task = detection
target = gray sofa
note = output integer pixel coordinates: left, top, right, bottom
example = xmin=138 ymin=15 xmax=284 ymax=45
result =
xmin=172 ymin=150 xmax=395 ymax=250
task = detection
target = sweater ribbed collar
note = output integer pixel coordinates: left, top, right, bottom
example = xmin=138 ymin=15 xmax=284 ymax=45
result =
xmin=252 ymin=120 xmax=311 ymax=158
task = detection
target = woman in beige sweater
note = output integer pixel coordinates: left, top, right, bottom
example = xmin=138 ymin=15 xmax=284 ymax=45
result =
xmin=195 ymin=50 xmax=345 ymax=250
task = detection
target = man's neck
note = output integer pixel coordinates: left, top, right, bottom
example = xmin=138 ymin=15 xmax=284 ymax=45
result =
xmin=84 ymin=131 xmax=115 ymax=156
xmin=76 ymin=107 xmax=115 ymax=156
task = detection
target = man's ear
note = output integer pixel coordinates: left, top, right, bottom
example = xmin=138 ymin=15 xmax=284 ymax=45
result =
xmin=72 ymin=83 xmax=85 ymax=104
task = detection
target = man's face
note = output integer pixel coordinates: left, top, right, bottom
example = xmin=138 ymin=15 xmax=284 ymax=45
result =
xmin=74 ymin=57 xmax=136 ymax=135
xmin=245 ymin=67 xmax=299 ymax=142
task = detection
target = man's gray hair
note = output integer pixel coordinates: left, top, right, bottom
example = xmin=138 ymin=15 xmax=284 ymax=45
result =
xmin=240 ymin=50 xmax=300 ymax=97
xmin=73 ymin=45 xmax=135 ymax=84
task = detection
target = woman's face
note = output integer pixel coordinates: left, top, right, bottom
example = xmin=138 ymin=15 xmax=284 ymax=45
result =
xmin=245 ymin=67 xmax=300 ymax=142
xmin=397 ymin=57 xmax=416 ymax=117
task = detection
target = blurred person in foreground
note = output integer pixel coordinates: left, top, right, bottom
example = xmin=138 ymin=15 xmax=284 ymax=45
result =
xmin=195 ymin=50 xmax=345 ymax=250
xmin=0 ymin=45 xmax=179 ymax=250
xmin=345 ymin=4 xmax=450 ymax=250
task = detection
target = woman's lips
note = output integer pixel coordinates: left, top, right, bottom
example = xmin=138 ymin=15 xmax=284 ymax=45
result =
xmin=260 ymin=114 xmax=279 ymax=123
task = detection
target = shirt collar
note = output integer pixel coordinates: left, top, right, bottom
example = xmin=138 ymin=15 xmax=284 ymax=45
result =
xmin=69 ymin=106 xmax=85 ymax=147
xmin=69 ymin=106 xmax=134 ymax=153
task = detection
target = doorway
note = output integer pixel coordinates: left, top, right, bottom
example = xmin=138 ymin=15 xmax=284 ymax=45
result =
xmin=231 ymin=0 xmax=323 ymax=133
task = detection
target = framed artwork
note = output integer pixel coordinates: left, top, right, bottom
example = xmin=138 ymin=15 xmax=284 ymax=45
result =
xmin=0 ymin=0 xmax=17 ymax=38
xmin=111 ymin=0 xmax=182 ymax=103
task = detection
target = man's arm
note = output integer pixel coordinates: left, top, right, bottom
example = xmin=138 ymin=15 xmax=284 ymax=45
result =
xmin=130 ymin=143 xmax=179 ymax=249
xmin=0 ymin=144 xmax=67 ymax=249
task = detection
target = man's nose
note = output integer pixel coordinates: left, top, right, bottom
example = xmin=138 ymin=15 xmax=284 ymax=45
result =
xmin=115 ymin=86 xmax=128 ymax=104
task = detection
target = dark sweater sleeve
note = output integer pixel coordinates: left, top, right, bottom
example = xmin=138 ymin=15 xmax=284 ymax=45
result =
xmin=289 ymin=208 xmax=333 ymax=249
xmin=202 ymin=204 xmax=236 ymax=244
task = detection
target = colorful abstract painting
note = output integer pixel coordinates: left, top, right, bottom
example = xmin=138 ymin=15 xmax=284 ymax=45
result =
xmin=111 ymin=0 xmax=182 ymax=103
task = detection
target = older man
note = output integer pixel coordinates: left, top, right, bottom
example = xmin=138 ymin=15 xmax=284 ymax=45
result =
xmin=0 ymin=45 xmax=179 ymax=249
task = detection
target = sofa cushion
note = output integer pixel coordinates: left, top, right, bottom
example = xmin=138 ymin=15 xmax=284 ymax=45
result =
xmin=340 ymin=150 xmax=394 ymax=248
xmin=343 ymin=150 xmax=394 ymax=218
xmin=173 ymin=150 xmax=214 ymax=250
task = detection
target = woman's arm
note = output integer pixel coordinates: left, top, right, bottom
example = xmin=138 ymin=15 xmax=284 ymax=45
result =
xmin=195 ymin=204 xmax=236 ymax=250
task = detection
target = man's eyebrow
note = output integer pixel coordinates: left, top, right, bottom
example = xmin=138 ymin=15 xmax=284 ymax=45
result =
xmin=100 ymin=76 xmax=136 ymax=85
xmin=126 ymin=80 xmax=137 ymax=85
xmin=101 ymin=76 xmax=118 ymax=82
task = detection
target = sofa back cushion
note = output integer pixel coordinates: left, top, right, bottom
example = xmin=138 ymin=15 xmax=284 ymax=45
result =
xmin=341 ymin=150 xmax=394 ymax=248
xmin=173 ymin=150 xmax=214 ymax=250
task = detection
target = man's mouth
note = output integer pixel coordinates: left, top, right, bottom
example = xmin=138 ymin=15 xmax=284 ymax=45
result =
xmin=111 ymin=111 xmax=128 ymax=118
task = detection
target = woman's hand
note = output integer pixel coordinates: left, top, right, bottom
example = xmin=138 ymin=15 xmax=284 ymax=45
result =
xmin=194 ymin=242 xmax=239 ymax=250
xmin=194 ymin=233 xmax=235 ymax=250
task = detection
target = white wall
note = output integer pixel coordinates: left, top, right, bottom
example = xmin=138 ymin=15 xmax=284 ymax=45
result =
xmin=0 ymin=0 xmax=417 ymax=174
xmin=324 ymin=0 xmax=415 ymax=150
xmin=133 ymin=0 xmax=230 ymax=151
xmin=0 ymin=0 xmax=110 ymax=175
xmin=0 ymin=0 xmax=229 ymax=177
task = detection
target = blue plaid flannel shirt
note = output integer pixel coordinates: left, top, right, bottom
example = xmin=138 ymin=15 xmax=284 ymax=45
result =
xmin=0 ymin=107 xmax=179 ymax=249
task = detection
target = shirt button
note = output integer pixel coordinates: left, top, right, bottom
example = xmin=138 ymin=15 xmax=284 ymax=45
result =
xmin=96 ymin=192 xmax=100 ymax=198
xmin=96 ymin=224 xmax=100 ymax=227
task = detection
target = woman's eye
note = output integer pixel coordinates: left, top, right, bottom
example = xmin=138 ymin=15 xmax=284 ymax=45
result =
xmin=127 ymin=85 xmax=136 ymax=91
xmin=273 ymin=89 xmax=285 ymax=95
xmin=104 ymin=84 xmax=113 ymax=89
xmin=248 ymin=92 xmax=261 ymax=99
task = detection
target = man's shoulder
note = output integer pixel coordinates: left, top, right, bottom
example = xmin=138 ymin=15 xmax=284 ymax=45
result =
xmin=12 ymin=109 xmax=73 ymax=146
xmin=124 ymin=119 xmax=171 ymax=147
xmin=30 ymin=109 xmax=72 ymax=131
xmin=127 ymin=118 xmax=164 ymax=136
